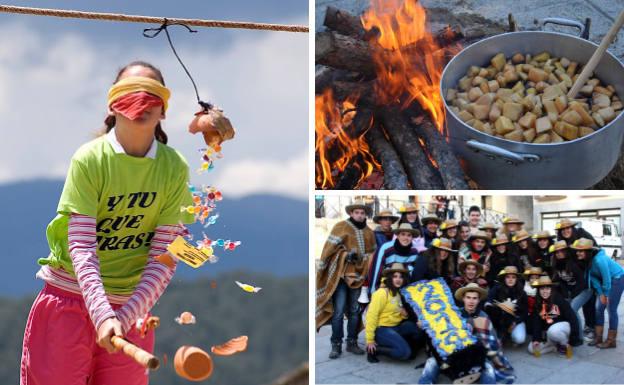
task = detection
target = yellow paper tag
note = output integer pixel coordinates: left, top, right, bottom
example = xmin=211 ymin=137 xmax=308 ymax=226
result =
xmin=166 ymin=236 xmax=211 ymax=268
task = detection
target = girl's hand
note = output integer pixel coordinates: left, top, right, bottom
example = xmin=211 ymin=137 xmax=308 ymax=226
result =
xmin=532 ymin=341 xmax=541 ymax=351
xmin=97 ymin=317 xmax=124 ymax=353
xmin=399 ymin=308 xmax=408 ymax=318
xmin=483 ymin=264 xmax=490 ymax=273
xmin=367 ymin=342 xmax=377 ymax=354
xmin=600 ymin=295 xmax=608 ymax=305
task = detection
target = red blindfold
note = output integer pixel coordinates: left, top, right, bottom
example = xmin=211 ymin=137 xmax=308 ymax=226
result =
xmin=110 ymin=91 xmax=164 ymax=120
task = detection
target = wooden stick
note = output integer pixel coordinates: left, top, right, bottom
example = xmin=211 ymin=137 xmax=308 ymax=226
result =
xmin=111 ymin=336 xmax=160 ymax=370
xmin=568 ymin=9 xmax=624 ymax=99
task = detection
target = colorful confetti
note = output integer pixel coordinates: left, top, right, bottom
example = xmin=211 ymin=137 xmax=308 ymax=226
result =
xmin=235 ymin=281 xmax=261 ymax=293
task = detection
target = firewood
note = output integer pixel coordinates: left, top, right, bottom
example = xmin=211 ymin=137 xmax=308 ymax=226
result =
xmin=379 ymin=107 xmax=444 ymax=189
xmin=365 ymin=124 xmax=410 ymax=189
xmin=323 ymin=6 xmax=378 ymax=40
xmin=334 ymin=155 xmax=364 ymax=189
xmin=316 ymin=31 xmax=376 ymax=76
xmin=410 ymin=115 xmax=469 ymax=189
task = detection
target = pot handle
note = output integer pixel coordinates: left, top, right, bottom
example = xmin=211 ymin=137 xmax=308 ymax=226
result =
xmin=465 ymin=140 xmax=541 ymax=165
xmin=540 ymin=17 xmax=590 ymax=40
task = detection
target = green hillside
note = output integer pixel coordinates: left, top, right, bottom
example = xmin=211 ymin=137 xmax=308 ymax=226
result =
xmin=2 ymin=271 xmax=308 ymax=385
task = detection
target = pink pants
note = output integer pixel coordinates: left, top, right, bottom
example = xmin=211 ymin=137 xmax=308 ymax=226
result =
xmin=20 ymin=284 xmax=155 ymax=385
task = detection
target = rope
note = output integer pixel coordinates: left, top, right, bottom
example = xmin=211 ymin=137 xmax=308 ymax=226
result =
xmin=0 ymin=4 xmax=309 ymax=33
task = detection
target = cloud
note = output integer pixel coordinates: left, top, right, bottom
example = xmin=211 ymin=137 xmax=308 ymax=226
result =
xmin=210 ymin=150 xmax=308 ymax=199
xmin=0 ymin=18 xmax=308 ymax=200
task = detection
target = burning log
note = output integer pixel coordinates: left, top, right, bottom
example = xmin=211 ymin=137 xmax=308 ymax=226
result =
xmin=409 ymin=115 xmax=469 ymax=190
xmin=365 ymin=123 xmax=409 ymax=189
xmin=328 ymin=80 xmax=376 ymax=106
xmin=335 ymin=155 xmax=364 ymax=189
xmin=323 ymin=6 xmax=380 ymax=41
xmin=316 ymin=31 xmax=377 ymax=77
xmin=346 ymin=101 xmax=374 ymax=139
xmin=379 ymin=107 xmax=444 ymax=189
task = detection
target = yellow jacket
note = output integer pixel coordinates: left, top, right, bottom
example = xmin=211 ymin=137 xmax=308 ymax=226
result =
xmin=365 ymin=288 xmax=407 ymax=343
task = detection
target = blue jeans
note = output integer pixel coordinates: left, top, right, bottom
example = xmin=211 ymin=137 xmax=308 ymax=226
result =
xmin=375 ymin=321 xmax=425 ymax=360
xmin=330 ymin=279 xmax=361 ymax=344
xmin=595 ymin=275 xmax=624 ymax=330
xmin=570 ymin=288 xmax=593 ymax=335
xmin=418 ymin=357 xmax=496 ymax=384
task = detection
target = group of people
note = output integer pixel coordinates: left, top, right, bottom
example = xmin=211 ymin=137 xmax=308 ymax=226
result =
xmin=315 ymin=201 xmax=624 ymax=384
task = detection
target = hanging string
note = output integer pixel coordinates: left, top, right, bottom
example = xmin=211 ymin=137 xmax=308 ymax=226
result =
xmin=144 ymin=19 xmax=212 ymax=112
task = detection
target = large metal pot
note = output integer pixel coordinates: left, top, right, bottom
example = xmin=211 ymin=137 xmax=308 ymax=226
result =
xmin=440 ymin=19 xmax=624 ymax=189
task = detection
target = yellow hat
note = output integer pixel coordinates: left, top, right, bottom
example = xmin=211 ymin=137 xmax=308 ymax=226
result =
xmin=454 ymin=282 xmax=488 ymax=301
xmin=570 ymin=238 xmax=596 ymax=250
xmin=479 ymin=223 xmax=499 ymax=231
xmin=532 ymin=231 xmax=555 ymax=240
xmin=531 ymin=275 xmax=558 ymax=287
xmin=440 ymin=219 xmax=459 ymax=231
xmin=373 ymin=210 xmax=399 ymax=224
xmin=498 ymin=266 xmax=519 ymax=276
xmin=399 ymin=203 xmax=419 ymax=214
xmin=549 ymin=240 xmax=568 ymax=253
xmin=491 ymin=234 xmax=510 ymax=246
xmin=512 ymin=230 xmax=531 ymax=243
xmin=555 ymin=218 xmax=578 ymax=230
xmin=503 ymin=217 xmax=524 ymax=225
xmin=431 ymin=238 xmax=457 ymax=252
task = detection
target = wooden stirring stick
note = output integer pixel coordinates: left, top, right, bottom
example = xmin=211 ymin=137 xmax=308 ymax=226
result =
xmin=111 ymin=336 xmax=160 ymax=370
xmin=568 ymin=9 xmax=624 ymax=99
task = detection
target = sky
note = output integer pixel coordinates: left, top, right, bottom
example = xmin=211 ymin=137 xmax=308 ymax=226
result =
xmin=0 ymin=0 xmax=309 ymax=199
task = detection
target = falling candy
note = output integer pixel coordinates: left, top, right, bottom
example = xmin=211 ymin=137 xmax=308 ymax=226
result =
xmin=235 ymin=281 xmax=261 ymax=293
xmin=211 ymin=335 xmax=248 ymax=356
xmin=175 ymin=311 xmax=197 ymax=325
xmin=203 ymin=214 xmax=219 ymax=228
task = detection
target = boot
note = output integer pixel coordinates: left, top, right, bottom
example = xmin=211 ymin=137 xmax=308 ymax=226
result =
xmin=597 ymin=329 xmax=617 ymax=349
xmin=346 ymin=340 xmax=365 ymax=355
xmin=588 ymin=326 xmax=604 ymax=347
xmin=367 ymin=351 xmax=379 ymax=363
xmin=329 ymin=342 xmax=342 ymax=359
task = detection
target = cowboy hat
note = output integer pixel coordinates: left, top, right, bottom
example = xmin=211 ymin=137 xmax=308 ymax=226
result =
xmin=494 ymin=299 xmax=517 ymax=316
xmin=399 ymin=203 xmax=419 ymax=214
xmin=469 ymin=230 xmax=490 ymax=242
xmin=523 ymin=266 xmax=545 ymax=277
xmin=383 ymin=262 xmax=408 ymax=275
xmin=570 ymin=238 xmax=598 ymax=251
xmin=345 ymin=201 xmax=372 ymax=216
xmin=458 ymin=260 xmax=484 ymax=277
xmin=555 ymin=218 xmax=578 ymax=230
xmin=421 ymin=214 xmax=442 ymax=226
xmin=512 ymin=229 xmax=530 ymax=243
xmin=440 ymin=219 xmax=458 ymax=231
xmin=431 ymin=238 xmax=457 ymax=252
xmin=491 ymin=234 xmax=510 ymax=246
xmin=373 ymin=209 xmax=399 ymax=224
xmin=479 ymin=222 xmax=499 ymax=231
xmin=549 ymin=240 xmax=568 ymax=253
xmin=531 ymin=275 xmax=559 ymax=287
xmin=502 ymin=217 xmax=524 ymax=225
xmin=454 ymin=282 xmax=488 ymax=301
xmin=497 ymin=266 xmax=519 ymax=277
xmin=532 ymin=230 xmax=555 ymax=240
xmin=393 ymin=223 xmax=419 ymax=236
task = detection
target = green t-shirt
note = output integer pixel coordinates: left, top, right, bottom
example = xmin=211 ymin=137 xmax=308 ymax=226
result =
xmin=39 ymin=136 xmax=195 ymax=295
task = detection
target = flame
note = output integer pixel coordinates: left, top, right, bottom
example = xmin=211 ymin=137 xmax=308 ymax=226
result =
xmin=315 ymin=89 xmax=379 ymax=189
xmin=361 ymin=0 xmax=460 ymax=133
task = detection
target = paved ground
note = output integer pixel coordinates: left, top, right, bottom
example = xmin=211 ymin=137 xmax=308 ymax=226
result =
xmin=316 ymin=300 xmax=624 ymax=384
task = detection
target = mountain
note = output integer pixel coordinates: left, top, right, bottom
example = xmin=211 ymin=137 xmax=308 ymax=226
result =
xmin=0 ymin=180 xmax=308 ymax=296
xmin=1 ymin=271 xmax=308 ymax=385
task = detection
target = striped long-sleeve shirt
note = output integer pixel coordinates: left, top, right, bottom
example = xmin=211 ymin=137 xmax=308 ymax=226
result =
xmin=37 ymin=213 xmax=182 ymax=332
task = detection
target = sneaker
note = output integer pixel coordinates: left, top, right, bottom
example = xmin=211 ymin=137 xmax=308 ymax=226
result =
xmin=583 ymin=326 xmax=592 ymax=336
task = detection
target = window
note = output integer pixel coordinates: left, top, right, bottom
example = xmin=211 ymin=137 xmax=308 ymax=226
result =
xmin=603 ymin=224 xmax=612 ymax=236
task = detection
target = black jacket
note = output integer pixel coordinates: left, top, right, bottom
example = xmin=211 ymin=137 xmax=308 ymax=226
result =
xmin=552 ymin=258 xmax=586 ymax=299
xmin=486 ymin=282 xmax=528 ymax=324
xmin=487 ymin=251 xmax=524 ymax=285
xmin=531 ymin=294 xmax=581 ymax=346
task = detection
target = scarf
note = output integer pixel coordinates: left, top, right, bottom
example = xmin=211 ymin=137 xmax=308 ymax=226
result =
xmin=348 ymin=217 xmax=368 ymax=230
xmin=393 ymin=239 xmax=413 ymax=256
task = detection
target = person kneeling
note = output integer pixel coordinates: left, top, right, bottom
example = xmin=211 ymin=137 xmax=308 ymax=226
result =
xmin=365 ymin=263 xmax=424 ymax=363
xmin=528 ymin=276 xmax=581 ymax=357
